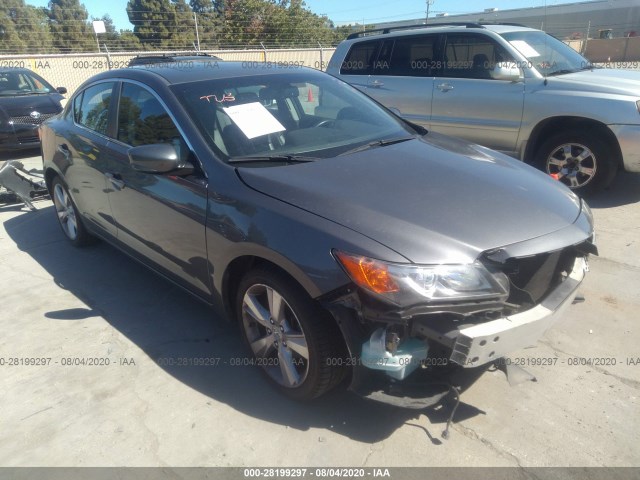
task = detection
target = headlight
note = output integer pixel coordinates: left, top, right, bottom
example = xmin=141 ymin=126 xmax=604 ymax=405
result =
xmin=334 ymin=251 xmax=509 ymax=306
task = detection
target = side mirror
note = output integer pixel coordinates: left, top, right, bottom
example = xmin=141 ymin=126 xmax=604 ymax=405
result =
xmin=128 ymin=143 xmax=194 ymax=175
xmin=57 ymin=87 xmax=67 ymax=95
xmin=490 ymin=63 xmax=522 ymax=82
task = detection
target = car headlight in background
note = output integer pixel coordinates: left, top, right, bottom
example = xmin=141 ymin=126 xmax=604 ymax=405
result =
xmin=333 ymin=251 xmax=509 ymax=306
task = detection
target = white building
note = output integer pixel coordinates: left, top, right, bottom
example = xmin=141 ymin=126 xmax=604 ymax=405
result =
xmin=373 ymin=0 xmax=640 ymax=39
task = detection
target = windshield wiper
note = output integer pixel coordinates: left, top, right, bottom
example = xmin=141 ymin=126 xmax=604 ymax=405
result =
xmin=339 ymin=136 xmax=414 ymax=156
xmin=228 ymin=154 xmax=318 ymax=164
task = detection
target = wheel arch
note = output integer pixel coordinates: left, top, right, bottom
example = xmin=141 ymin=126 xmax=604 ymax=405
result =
xmin=222 ymin=253 xmax=325 ymax=322
xmin=524 ymin=116 xmax=623 ymax=169
xmin=44 ymin=167 xmax=59 ymax=194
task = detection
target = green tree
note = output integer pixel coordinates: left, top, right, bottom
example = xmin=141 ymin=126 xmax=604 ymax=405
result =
xmin=216 ymin=0 xmax=338 ymax=48
xmin=127 ymin=0 xmax=197 ymax=49
xmin=127 ymin=0 xmax=174 ymax=48
xmin=0 ymin=1 xmax=54 ymax=54
xmin=190 ymin=0 xmax=221 ymax=48
xmin=171 ymin=0 xmax=196 ymax=49
xmin=332 ymin=24 xmax=355 ymax=44
xmin=48 ymin=0 xmax=95 ymax=52
xmin=118 ymin=30 xmax=145 ymax=50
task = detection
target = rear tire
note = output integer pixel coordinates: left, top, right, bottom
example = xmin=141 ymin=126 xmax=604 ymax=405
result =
xmin=51 ymin=177 xmax=95 ymax=247
xmin=236 ymin=267 xmax=346 ymax=400
xmin=533 ymin=129 xmax=617 ymax=194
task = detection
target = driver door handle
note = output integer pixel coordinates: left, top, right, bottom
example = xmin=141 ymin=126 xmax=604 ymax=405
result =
xmin=370 ymin=80 xmax=384 ymax=88
xmin=105 ymin=172 xmax=125 ymax=191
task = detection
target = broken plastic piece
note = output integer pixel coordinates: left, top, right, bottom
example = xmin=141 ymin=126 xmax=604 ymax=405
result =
xmin=361 ymin=328 xmax=428 ymax=380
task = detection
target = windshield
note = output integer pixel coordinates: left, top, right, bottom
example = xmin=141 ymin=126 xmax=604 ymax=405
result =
xmin=501 ymin=31 xmax=591 ymax=76
xmin=171 ymin=71 xmax=413 ymax=162
xmin=0 ymin=71 xmax=56 ymax=96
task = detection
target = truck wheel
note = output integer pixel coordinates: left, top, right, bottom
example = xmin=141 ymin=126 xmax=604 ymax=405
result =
xmin=534 ymin=130 xmax=617 ymax=194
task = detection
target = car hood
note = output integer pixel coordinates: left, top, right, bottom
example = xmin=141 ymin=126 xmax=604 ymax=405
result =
xmin=548 ymin=68 xmax=640 ymax=96
xmin=0 ymin=93 xmax=63 ymax=117
xmin=237 ymin=134 xmax=582 ymax=264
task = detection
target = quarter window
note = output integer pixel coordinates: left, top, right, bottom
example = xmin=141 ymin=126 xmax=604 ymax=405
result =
xmin=76 ymin=82 xmax=114 ymax=135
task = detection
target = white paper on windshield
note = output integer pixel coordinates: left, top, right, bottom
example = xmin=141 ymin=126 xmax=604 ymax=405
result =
xmin=509 ymin=40 xmax=541 ymax=58
xmin=223 ymin=102 xmax=286 ymax=139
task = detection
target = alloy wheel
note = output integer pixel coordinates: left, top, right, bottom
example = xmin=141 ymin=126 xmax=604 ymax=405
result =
xmin=241 ymin=283 xmax=310 ymax=388
xmin=546 ymin=143 xmax=597 ymax=189
xmin=53 ymin=183 xmax=78 ymax=240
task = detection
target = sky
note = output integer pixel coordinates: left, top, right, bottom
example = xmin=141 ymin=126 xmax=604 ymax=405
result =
xmin=25 ymin=0 xmax=583 ymax=31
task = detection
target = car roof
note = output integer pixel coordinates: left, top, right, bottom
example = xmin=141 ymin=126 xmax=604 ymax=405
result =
xmin=346 ymin=23 xmax=539 ymax=42
xmin=128 ymin=53 xmax=222 ymax=65
xmin=86 ymin=62 xmax=322 ymax=87
xmin=0 ymin=67 xmax=35 ymax=74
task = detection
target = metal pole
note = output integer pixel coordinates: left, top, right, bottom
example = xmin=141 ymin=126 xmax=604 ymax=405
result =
xmin=194 ymin=12 xmax=201 ymax=51
xmin=260 ymin=42 xmax=267 ymax=63
xmin=95 ymin=32 xmax=100 ymax=52
xmin=584 ymin=21 xmax=591 ymax=55
xmin=318 ymin=41 xmax=324 ymax=70
xmin=104 ymin=44 xmax=112 ymax=70
xmin=426 ymin=1 xmax=434 ymax=25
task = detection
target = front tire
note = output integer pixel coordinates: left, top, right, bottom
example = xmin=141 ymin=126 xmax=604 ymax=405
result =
xmin=51 ymin=177 xmax=94 ymax=247
xmin=236 ymin=267 xmax=345 ymax=401
xmin=534 ymin=130 xmax=617 ymax=194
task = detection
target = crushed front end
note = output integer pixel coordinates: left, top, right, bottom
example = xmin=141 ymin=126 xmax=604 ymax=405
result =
xmin=322 ymin=201 xmax=597 ymax=409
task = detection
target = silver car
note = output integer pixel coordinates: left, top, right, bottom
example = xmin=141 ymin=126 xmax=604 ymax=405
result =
xmin=328 ymin=23 xmax=640 ymax=193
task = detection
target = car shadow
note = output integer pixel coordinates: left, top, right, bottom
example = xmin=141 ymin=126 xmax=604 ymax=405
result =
xmin=587 ymin=171 xmax=640 ymax=208
xmin=3 ymin=205 xmax=486 ymax=443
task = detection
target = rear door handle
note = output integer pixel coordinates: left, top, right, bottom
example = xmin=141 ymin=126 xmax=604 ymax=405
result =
xmin=436 ymin=83 xmax=454 ymax=92
xmin=105 ymin=172 xmax=125 ymax=191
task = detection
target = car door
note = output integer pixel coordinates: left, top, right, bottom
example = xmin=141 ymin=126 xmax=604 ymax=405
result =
xmin=365 ymin=35 xmax=438 ymax=128
xmin=430 ymin=33 xmax=525 ymax=155
xmin=103 ymin=81 xmax=211 ymax=297
xmin=58 ymin=81 xmax=118 ymax=238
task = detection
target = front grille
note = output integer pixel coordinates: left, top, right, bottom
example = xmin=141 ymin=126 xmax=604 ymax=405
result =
xmin=10 ymin=113 xmax=56 ymax=126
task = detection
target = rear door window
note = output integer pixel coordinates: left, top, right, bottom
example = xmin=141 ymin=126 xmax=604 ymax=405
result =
xmin=375 ymin=35 xmax=439 ymax=76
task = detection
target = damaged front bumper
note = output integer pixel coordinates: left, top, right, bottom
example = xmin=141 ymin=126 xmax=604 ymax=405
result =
xmin=325 ymin=255 xmax=589 ymax=408
xmin=445 ymin=256 xmax=586 ymax=368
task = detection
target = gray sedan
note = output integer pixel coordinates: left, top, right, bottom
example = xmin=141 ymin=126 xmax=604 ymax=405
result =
xmin=40 ymin=63 xmax=596 ymax=405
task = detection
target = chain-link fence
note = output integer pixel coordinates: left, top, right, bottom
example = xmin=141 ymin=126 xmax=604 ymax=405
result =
xmin=0 ymin=47 xmax=336 ymax=98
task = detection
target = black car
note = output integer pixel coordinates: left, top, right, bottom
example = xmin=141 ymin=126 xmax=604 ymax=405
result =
xmin=0 ymin=68 xmax=66 ymax=151
xmin=128 ymin=52 xmax=222 ymax=68
xmin=40 ymin=63 xmax=595 ymax=405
